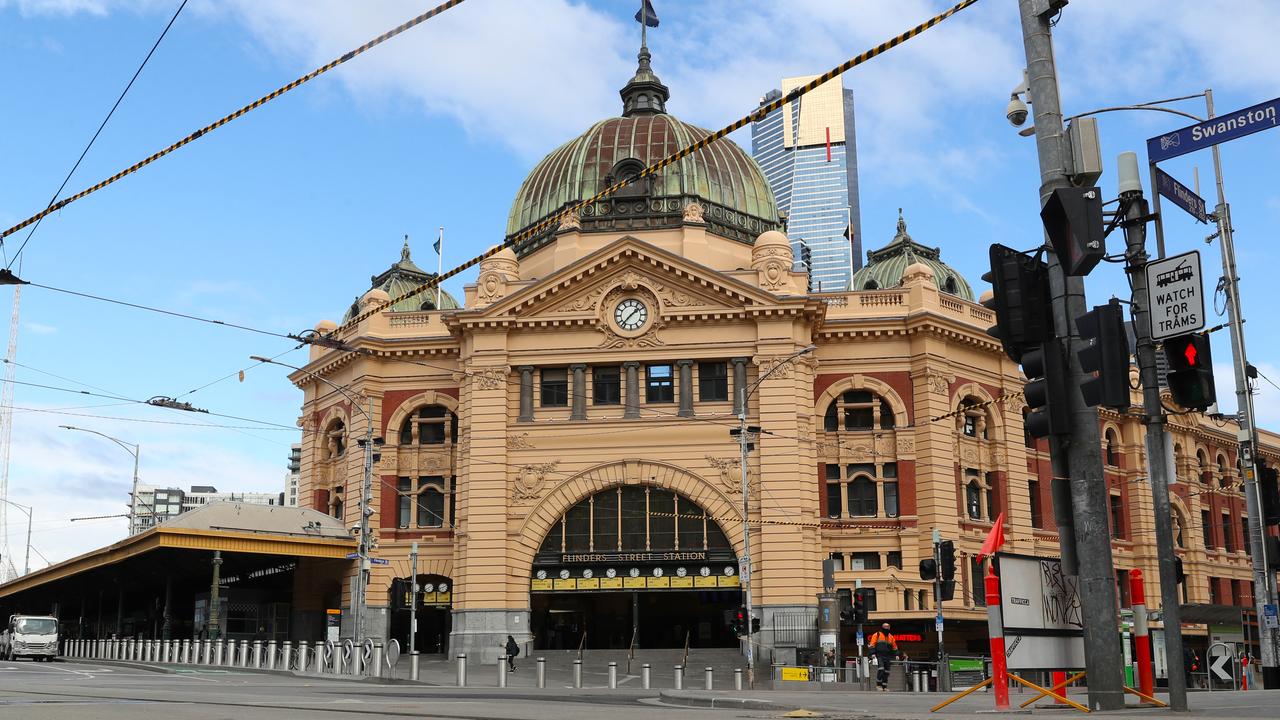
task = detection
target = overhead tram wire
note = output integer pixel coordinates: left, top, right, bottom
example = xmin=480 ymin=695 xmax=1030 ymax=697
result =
xmin=0 ymin=0 xmax=468 ymax=244
xmin=6 ymin=378 xmax=296 ymax=430
xmin=8 ymin=405 xmax=294 ymax=431
xmin=332 ymin=0 xmax=982 ymax=336
xmin=4 ymin=0 xmax=189 ymax=267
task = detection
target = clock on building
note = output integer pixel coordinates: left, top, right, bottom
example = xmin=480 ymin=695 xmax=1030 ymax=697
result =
xmin=652 ymin=567 xmax=664 ymax=577
xmin=676 ymin=567 xmax=687 ymax=577
xmin=629 ymin=568 xmax=640 ymax=578
xmin=559 ymin=569 xmax=571 ymax=580
xmin=438 ymin=583 xmax=448 ymax=593
xmin=582 ymin=569 xmax=593 ymax=579
xmin=613 ymin=298 xmax=648 ymax=331
xmin=605 ymin=568 xmax=617 ymax=578
xmin=535 ymin=570 xmax=547 ymax=580
xmin=699 ymin=566 xmax=711 ymax=577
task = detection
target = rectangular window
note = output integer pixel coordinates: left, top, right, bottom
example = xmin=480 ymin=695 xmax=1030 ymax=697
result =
xmin=884 ymin=481 xmax=899 ymax=518
xmin=887 ymin=551 xmax=902 ymax=569
xmin=645 ymin=364 xmax=674 ymax=403
xmin=904 ymin=589 xmax=913 ymax=611
xmin=592 ymin=366 xmax=621 ymax=405
xmin=971 ymin=557 xmax=987 ymax=606
xmin=1231 ymin=579 xmax=1244 ymax=607
xmin=850 ymin=552 xmax=881 ymax=570
xmin=1202 ymin=509 xmax=1214 ymax=549
xmin=1110 ymin=494 xmax=1125 ymax=540
xmin=1029 ymin=480 xmax=1043 ymax=529
xmin=397 ymin=478 xmax=411 ymax=528
xmin=698 ymin=362 xmax=729 ymax=402
xmin=1116 ymin=569 xmax=1130 ymax=609
xmin=963 ymin=415 xmax=977 ymax=437
xmin=828 ymin=552 xmax=844 ymax=571
xmin=1222 ymin=513 xmax=1234 ymax=552
xmin=1208 ymin=577 xmax=1220 ymax=605
xmin=540 ymin=368 xmax=568 ymax=407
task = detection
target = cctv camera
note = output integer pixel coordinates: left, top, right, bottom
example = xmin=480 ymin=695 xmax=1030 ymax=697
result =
xmin=1006 ymin=95 xmax=1028 ymax=127
xmin=350 ymin=525 xmax=361 ymax=535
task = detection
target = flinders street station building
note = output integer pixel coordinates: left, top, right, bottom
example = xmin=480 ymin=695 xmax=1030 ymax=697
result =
xmin=1 ymin=48 xmax=1267 ymax=671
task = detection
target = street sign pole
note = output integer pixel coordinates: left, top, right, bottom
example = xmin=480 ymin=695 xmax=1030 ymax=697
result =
xmin=1118 ymin=151 xmax=1187 ymax=710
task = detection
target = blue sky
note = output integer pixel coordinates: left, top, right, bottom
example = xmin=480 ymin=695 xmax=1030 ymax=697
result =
xmin=1 ymin=0 xmax=1278 ymax=567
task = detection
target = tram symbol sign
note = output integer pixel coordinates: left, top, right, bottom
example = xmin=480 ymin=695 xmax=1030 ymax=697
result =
xmin=1145 ymin=250 xmax=1204 ymax=341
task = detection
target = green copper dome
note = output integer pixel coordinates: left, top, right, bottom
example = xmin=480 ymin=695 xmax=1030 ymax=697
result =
xmin=343 ymin=238 xmax=460 ymax=322
xmin=847 ymin=211 xmax=973 ymax=300
xmin=505 ymin=47 xmax=780 ymax=252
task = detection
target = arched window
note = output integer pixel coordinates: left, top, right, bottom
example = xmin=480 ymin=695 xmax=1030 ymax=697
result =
xmin=400 ymin=405 xmax=458 ymax=446
xmin=1171 ymin=507 xmax=1186 ymax=549
xmin=1104 ymin=429 xmax=1120 ymax=467
xmin=536 ymin=487 xmax=732 ymax=556
xmin=848 ymin=476 xmax=878 ymax=517
xmin=419 ymin=485 xmax=445 ymax=527
xmin=331 ymin=485 xmax=344 ymax=521
xmin=863 ymin=279 xmax=879 ymax=290
xmin=966 ymin=480 xmax=983 ymax=520
xmin=323 ymin=419 xmax=346 ymax=460
xmin=943 ymin=276 xmax=958 ymax=294
xmin=824 ymin=462 xmax=897 ymax=519
xmin=1217 ymin=453 xmax=1229 ymax=487
xmin=957 ymin=396 xmax=990 ymax=439
xmin=397 ymin=476 xmax=454 ymax=529
xmin=823 ymin=390 xmax=895 ymax=432
xmin=1197 ymin=449 xmax=1209 ymax=483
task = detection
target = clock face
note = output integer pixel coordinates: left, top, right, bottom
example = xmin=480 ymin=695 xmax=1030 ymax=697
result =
xmin=605 ymin=568 xmax=617 ymax=578
xmin=559 ymin=569 xmax=571 ymax=580
xmin=699 ymin=567 xmax=711 ymax=577
xmin=724 ymin=566 xmax=736 ymax=576
xmin=676 ymin=567 xmax=688 ymax=577
xmin=582 ymin=569 xmax=593 ymax=579
xmin=652 ymin=567 xmax=664 ymax=577
xmin=629 ymin=568 xmax=640 ymax=578
xmin=423 ymin=583 xmax=435 ymax=593
xmin=535 ymin=570 xmax=547 ymax=580
xmin=613 ymin=298 xmax=648 ymax=331
xmin=438 ymin=583 xmax=449 ymax=593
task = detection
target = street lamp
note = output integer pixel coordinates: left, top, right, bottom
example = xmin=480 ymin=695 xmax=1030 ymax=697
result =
xmin=734 ymin=343 xmax=815 ymax=688
xmin=0 ymin=499 xmax=32 ymax=577
xmin=251 ymin=355 xmax=381 ymax=645
xmin=60 ymin=426 xmax=142 ymax=534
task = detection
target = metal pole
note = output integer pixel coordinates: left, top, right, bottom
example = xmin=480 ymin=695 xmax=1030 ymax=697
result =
xmin=409 ymin=541 xmax=419 ymax=681
xmin=1018 ymin=1 xmax=1125 ymax=709
xmin=1203 ymin=89 xmax=1280 ymax=689
xmin=738 ymin=384 xmax=755 ymax=688
xmin=354 ymin=398 xmax=375 ymax=646
xmin=130 ymin=445 xmax=140 ymax=535
xmin=209 ymin=551 xmax=222 ymax=640
xmin=538 ymin=657 xmax=547 ymax=688
xmin=1118 ymin=152 xmax=1188 ymax=710
xmin=22 ymin=505 xmax=30 ymax=575
xmin=933 ymin=531 xmax=943 ymax=688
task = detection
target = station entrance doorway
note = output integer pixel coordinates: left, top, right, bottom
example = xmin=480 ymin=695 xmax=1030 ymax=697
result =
xmin=389 ymin=574 xmax=453 ymax=654
xmin=529 ymin=485 xmax=741 ymax=650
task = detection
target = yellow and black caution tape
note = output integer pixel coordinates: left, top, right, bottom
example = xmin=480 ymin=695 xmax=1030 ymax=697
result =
xmin=336 ymin=0 xmax=982 ymax=333
xmin=930 ymin=390 xmax=1024 ymax=424
xmin=0 ymin=0 xmax=467 ymax=242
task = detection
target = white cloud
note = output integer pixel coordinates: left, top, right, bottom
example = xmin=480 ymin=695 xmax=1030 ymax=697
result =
xmin=23 ymin=322 xmax=56 ymax=335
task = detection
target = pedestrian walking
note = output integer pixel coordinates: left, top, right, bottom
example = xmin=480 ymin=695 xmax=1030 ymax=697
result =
xmin=505 ymin=634 xmax=519 ymax=672
xmin=868 ymin=623 xmax=898 ymax=691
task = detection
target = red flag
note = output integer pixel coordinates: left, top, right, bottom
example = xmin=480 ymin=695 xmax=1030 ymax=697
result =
xmin=977 ymin=511 xmax=1006 ymax=561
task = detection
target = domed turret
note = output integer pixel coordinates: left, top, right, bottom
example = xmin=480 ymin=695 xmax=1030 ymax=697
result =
xmin=506 ymin=47 xmax=780 ymax=255
xmin=848 ymin=210 xmax=973 ymax=300
xmin=342 ymin=237 xmax=461 ymax=322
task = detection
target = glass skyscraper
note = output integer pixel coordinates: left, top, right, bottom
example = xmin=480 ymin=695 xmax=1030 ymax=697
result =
xmin=751 ymin=76 xmax=862 ymax=292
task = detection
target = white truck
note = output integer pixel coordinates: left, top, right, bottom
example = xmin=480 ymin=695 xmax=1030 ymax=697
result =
xmin=0 ymin=614 xmax=59 ymax=661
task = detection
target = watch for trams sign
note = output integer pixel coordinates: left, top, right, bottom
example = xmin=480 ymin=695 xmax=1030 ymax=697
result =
xmin=1144 ymin=250 xmax=1205 ymax=341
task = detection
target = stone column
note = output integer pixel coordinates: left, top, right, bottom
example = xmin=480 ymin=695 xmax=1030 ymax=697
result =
xmin=677 ymin=360 xmax=694 ymax=417
xmin=731 ymin=358 xmax=749 ymax=415
xmin=570 ymin=364 xmax=587 ymax=421
xmin=623 ymin=361 xmax=641 ymax=419
xmin=517 ymin=366 xmax=534 ymax=423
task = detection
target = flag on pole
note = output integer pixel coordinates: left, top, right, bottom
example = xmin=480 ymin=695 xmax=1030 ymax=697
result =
xmin=977 ymin=511 xmax=1006 ymax=562
xmin=432 ymin=231 xmax=441 ymax=255
xmin=635 ymin=0 xmax=659 ymax=27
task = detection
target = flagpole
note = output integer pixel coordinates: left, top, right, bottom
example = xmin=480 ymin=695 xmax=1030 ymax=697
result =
xmin=639 ymin=0 xmax=647 ymax=48
xmin=436 ymin=226 xmax=443 ymax=309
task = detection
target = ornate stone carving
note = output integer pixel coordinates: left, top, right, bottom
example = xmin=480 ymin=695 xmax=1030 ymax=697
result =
xmin=754 ymin=355 xmax=797 ymax=381
xmin=507 ymin=433 xmax=535 ymax=450
xmin=554 ymin=285 xmax=609 ymax=313
xmin=924 ymin=372 xmax=951 ymax=396
xmin=513 ymin=460 xmax=560 ymax=502
xmin=558 ymin=208 xmax=581 ymax=231
xmin=596 ymin=285 xmax=666 ymax=349
xmin=682 ymin=201 xmax=705 ymax=223
xmin=476 ymin=271 xmax=507 ymax=304
xmin=705 ymin=455 xmax=756 ymax=491
xmin=470 ymin=367 xmax=510 ymax=390
xmin=653 ymin=282 xmax=707 ymax=309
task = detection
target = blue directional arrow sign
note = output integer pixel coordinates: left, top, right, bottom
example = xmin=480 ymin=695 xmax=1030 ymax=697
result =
xmin=1147 ymin=96 xmax=1280 ymax=163
xmin=1154 ymin=168 xmax=1209 ymax=224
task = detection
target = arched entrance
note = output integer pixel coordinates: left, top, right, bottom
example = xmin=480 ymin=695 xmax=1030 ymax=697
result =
xmin=389 ymin=574 xmax=452 ymax=654
xmin=530 ymin=485 xmax=741 ymax=650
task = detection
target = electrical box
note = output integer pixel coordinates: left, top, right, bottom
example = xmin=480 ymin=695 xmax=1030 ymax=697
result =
xmin=1067 ymin=117 xmax=1103 ymax=187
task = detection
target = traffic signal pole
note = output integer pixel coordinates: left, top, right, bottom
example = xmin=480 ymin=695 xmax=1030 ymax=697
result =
xmin=1017 ymin=1 xmax=1125 ymax=709
xmin=1203 ymin=90 xmax=1280 ymax=689
xmin=1117 ymin=152 xmax=1188 ymax=711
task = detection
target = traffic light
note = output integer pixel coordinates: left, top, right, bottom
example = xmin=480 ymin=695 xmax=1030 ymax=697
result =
xmin=939 ymin=540 xmax=956 ymax=581
xmin=751 ymin=617 xmax=760 ymax=633
xmin=1022 ymin=339 xmax=1070 ymax=438
xmin=1041 ymin=186 xmax=1106 ymax=276
xmin=1259 ymin=465 xmax=1280 ymax=526
xmin=1267 ymin=536 xmax=1280 ymax=572
xmin=1164 ymin=333 xmax=1216 ymax=411
xmin=852 ymin=589 xmax=868 ymax=624
xmin=940 ymin=580 xmax=956 ymax=602
xmin=982 ymin=244 xmax=1053 ymax=363
xmin=729 ymin=606 xmax=746 ymax=636
xmin=1076 ymin=299 xmax=1131 ymax=409
xmin=919 ymin=558 xmax=937 ymax=581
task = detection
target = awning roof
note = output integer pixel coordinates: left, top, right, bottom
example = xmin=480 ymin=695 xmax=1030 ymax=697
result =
xmin=0 ymin=502 xmax=355 ymax=598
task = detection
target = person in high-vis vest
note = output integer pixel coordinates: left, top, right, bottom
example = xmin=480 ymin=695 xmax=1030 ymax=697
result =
xmin=868 ymin=623 xmax=899 ymax=691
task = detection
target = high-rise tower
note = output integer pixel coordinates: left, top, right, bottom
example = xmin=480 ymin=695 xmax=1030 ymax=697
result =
xmin=751 ymin=76 xmax=862 ymax=291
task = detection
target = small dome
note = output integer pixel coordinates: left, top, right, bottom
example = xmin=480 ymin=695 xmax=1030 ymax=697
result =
xmin=755 ymin=230 xmax=790 ymax=247
xmin=903 ymin=262 xmax=935 ymax=281
xmin=342 ymin=237 xmax=461 ymax=322
xmin=360 ymin=288 xmax=391 ymax=308
xmin=315 ymin=319 xmax=338 ymax=332
xmin=847 ymin=210 xmax=973 ymax=300
xmin=978 ymin=289 xmax=994 ymax=304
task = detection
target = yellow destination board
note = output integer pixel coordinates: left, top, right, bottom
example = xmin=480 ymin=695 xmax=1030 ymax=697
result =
xmin=623 ymin=577 xmax=646 ymax=589
xmin=553 ymin=578 xmax=576 ymax=591
xmin=694 ymin=576 xmax=717 ymax=588
xmin=531 ymin=579 xmax=553 ymax=591
xmin=648 ymin=576 xmax=670 ymax=589
xmin=600 ymin=577 xmax=623 ymax=590
xmin=670 ymin=576 xmax=693 ymax=588
xmin=578 ymin=577 xmax=600 ymax=590
xmin=718 ymin=575 xmax=740 ymax=587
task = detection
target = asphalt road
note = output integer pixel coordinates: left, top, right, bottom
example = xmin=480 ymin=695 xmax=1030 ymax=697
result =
xmin=0 ymin=658 xmax=761 ymax=720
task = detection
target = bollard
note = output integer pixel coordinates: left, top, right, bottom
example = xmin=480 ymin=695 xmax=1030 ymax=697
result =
xmin=608 ymin=661 xmax=618 ymax=689
xmin=985 ymin=565 xmax=1011 ymax=710
xmin=734 ymin=668 xmax=743 ymax=690
xmin=498 ymin=655 xmax=508 ymax=688
xmin=704 ymin=666 xmax=713 ymax=690
xmin=1129 ymin=570 xmax=1154 ymax=700
xmin=183 ymin=639 xmax=192 ymax=664
xmin=266 ymin=640 xmax=277 ymax=670
xmin=252 ymin=640 xmax=263 ymax=669
xmin=172 ymin=640 xmax=180 ymax=663
xmin=334 ymin=644 xmax=346 ymax=675
xmin=573 ymin=659 xmax=583 ymax=688
xmin=456 ymin=653 xmax=468 ymax=687
xmin=295 ymin=641 xmax=305 ymax=672
xmin=351 ymin=645 xmax=363 ymax=676
xmin=674 ymin=664 xmax=684 ymax=690
xmin=215 ymin=638 xmax=224 ymax=666
xmin=536 ymin=657 xmax=546 ymax=688
xmin=411 ymin=651 xmax=421 ymax=682
xmin=642 ymin=663 xmax=651 ymax=690
xmin=314 ymin=642 xmax=325 ymax=674
xmin=371 ymin=641 xmax=384 ymax=679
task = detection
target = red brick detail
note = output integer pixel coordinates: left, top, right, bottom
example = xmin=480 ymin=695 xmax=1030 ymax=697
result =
xmin=379 ymin=474 xmax=399 ymax=529
xmin=313 ymin=488 xmax=330 ymax=513
xmin=897 ymin=459 xmax=917 ymax=517
xmin=817 ymin=463 xmax=828 ymax=518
